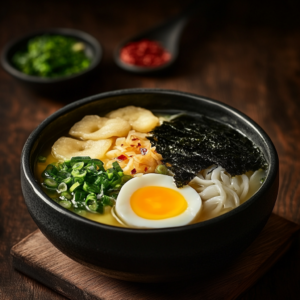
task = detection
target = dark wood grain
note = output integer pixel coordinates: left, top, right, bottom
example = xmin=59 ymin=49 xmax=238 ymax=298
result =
xmin=1 ymin=0 xmax=300 ymax=299
xmin=10 ymin=214 xmax=300 ymax=300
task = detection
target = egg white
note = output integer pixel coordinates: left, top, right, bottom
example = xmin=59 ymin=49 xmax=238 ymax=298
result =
xmin=115 ymin=174 xmax=202 ymax=228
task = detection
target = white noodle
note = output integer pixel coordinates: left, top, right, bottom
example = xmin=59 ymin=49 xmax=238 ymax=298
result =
xmin=240 ymin=174 xmax=249 ymax=201
xmin=189 ymin=165 xmax=259 ymax=219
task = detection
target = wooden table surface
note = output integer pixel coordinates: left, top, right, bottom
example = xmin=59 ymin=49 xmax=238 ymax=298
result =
xmin=1 ymin=0 xmax=300 ymax=299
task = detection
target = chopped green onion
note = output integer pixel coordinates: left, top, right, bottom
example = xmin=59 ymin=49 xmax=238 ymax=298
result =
xmin=260 ymin=177 xmax=266 ymax=184
xmin=88 ymin=202 xmax=98 ymax=211
xmin=57 ymin=182 xmax=67 ymax=193
xmin=74 ymin=190 xmax=87 ymax=202
xmin=107 ymin=172 xmax=114 ymax=180
xmin=57 ymin=170 xmax=71 ymax=179
xmin=59 ymin=163 xmax=69 ymax=171
xmin=72 ymin=162 xmax=84 ymax=170
xmin=42 ymin=164 xmax=58 ymax=178
xmin=101 ymin=195 xmax=115 ymax=207
xmin=92 ymin=159 xmax=105 ymax=171
xmin=71 ymin=169 xmax=87 ymax=178
xmin=96 ymin=204 xmax=104 ymax=214
xmin=86 ymin=164 xmax=97 ymax=173
xmin=42 ymin=184 xmax=57 ymax=194
xmin=112 ymin=161 xmax=123 ymax=172
xmin=70 ymin=156 xmax=91 ymax=166
xmin=85 ymin=193 xmax=98 ymax=211
xmin=59 ymin=200 xmax=72 ymax=209
xmin=155 ymin=164 xmax=168 ymax=175
xmin=61 ymin=191 xmax=73 ymax=200
xmin=108 ymin=192 xmax=118 ymax=200
xmin=101 ymin=178 xmax=110 ymax=190
xmin=73 ymin=177 xmax=85 ymax=185
xmin=70 ymin=181 xmax=81 ymax=192
xmin=111 ymin=178 xmax=121 ymax=187
xmin=83 ymin=182 xmax=100 ymax=194
xmin=44 ymin=178 xmax=58 ymax=188
xmin=94 ymin=176 xmax=102 ymax=185
xmin=62 ymin=177 xmax=73 ymax=185
xmin=40 ymin=156 xmax=130 ymax=216
xmin=64 ymin=159 xmax=71 ymax=167
xmin=121 ymin=175 xmax=132 ymax=184
xmin=86 ymin=193 xmax=97 ymax=201
xmin=38 ymin=156 xmax=47 ymax=163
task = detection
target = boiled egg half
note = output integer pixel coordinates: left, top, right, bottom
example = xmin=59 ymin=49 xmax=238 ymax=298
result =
xmin=115 ymin=174 xmax=201 ymax=228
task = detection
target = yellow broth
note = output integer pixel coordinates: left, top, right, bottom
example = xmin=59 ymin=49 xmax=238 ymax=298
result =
xmin=35 ymin=149 xmax=266 ymax=228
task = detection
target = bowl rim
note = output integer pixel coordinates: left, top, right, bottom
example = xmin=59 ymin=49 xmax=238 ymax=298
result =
xmin=21 ymin=88 xmax=279 ymax=234
xmin=1 ymin=27 xmax=102 ymax=83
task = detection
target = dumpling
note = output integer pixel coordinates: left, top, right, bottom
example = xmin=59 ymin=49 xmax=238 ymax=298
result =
xmin=52 ymin=137 xmax=113 ymax=160
xmin=105 ymin=106 xmax=159 ymax=133
xmin=69 ymin=115 xmax=131 ymax=140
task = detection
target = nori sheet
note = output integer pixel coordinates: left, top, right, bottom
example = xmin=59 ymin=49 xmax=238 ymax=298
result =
xmin=148 ymin=114 xmax=268 ymax=187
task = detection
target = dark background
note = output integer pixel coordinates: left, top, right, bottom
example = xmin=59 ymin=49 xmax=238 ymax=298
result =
xmin=1 ymin=0 xmax=300 ymax=299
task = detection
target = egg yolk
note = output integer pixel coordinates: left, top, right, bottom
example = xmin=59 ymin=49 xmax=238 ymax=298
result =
xmin=130 ymin=186 xmax=188 ymax=220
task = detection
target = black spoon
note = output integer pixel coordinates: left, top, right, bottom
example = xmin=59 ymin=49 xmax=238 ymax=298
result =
xmin=114 ymin=0 xmax=203 ymax=75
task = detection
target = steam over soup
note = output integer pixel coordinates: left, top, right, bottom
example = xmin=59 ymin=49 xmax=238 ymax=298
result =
xmin=35 ymin=106 xmax=268 ymax=228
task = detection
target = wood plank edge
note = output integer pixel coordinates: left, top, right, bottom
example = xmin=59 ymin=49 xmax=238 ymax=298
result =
xmin=12 ymin=254 xmax=102 ymax=300
xmin=10 ymin=229 xmax=40 ymax=256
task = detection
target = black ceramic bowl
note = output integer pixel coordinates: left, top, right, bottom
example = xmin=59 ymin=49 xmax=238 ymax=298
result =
xmin=1 ymin=28 xmax=102 ymax=94
xmin=21 ymin=89 xmax=279 ymax=282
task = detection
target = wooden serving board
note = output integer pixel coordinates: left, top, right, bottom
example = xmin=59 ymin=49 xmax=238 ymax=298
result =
xmin=11 ymin=214 xmax=300 ymax=300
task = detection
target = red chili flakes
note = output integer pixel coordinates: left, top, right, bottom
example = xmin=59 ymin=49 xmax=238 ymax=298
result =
xmin=130 ymin=145 xmax=134 ymax=147
xmin=121 ymin=144 xmax=124 ymax=146
xmin=137 ymin=143 xmax=141 ymax=147
xmin=140 ymin=148 xmax=147 ymax=155
xmin=132 ymin=138 xmax=139 ymax=141
xmin=144 ymin=167 xmax=148 ymax=172
xmin=131 ymin=168 xmax=137 ymax=175
xmin=120 ymin=39 xmax=171 ymax=67
xmin=117 ymin=154 xmax=127 ymax=161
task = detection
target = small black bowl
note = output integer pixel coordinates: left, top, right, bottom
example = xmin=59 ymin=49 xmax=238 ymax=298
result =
xmin=1 ymin=28 xmax=102 ymax=95
xmin=20 ymin=89 xmax=279 ymax=282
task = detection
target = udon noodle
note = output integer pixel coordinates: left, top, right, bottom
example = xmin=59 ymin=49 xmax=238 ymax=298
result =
xmin=189 ymin=166 xmax=265 ymax=221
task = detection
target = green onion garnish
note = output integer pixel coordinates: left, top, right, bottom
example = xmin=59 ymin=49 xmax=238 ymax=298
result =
xmin=59 ymin=200 xmax=72 ymax=209
xmin=155 ymin=164 xmax=168 ymax=175
xmin=260 ymin=177 xmax=266 ymax=184
xmin=70 ymin=181 xmax=81 ymax=192
xmin=62 ymin=177 xmax=73 ymax=185
xmin=57 ymin=182 xmax=67 ymax=193
xmin=72 ymin=162 xmax=84 ymax=170
xmin=40 ymin=156 xmax=133 ymax=216
xmin=83 ymin=181 xmax=100 ymax=194
xmin=71 ymin=169 xmax=87 ymax=178
xmin=38 ymin=156 xmax=47 ymax=163
xmin=61 ymin=191 xmax=73 ymax=200
xmin=44 ymin=178 xmax=58 ymax=188
xmin=121 ymin=175 xmax=133 ymax=184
